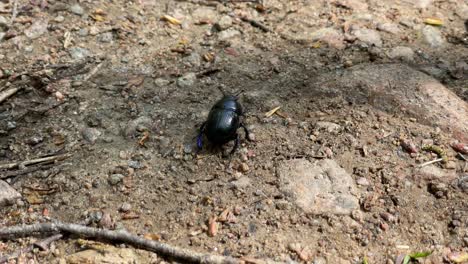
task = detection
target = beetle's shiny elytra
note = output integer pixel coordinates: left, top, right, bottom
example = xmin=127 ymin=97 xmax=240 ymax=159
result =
xmin=197 ymin=94 xmax=250 ymax=154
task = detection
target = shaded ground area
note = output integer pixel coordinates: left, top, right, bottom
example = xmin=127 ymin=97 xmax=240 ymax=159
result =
xmin=0 ymin=0 xmax=467 ymax=263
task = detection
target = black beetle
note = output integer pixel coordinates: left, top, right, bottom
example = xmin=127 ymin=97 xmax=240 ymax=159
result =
xmin=197 ymin=89 xmax=250 ymax=154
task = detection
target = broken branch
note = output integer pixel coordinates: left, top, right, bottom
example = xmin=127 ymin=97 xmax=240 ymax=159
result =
xmin=0 ymin=222 xmax=243 ymax=264
xmin=0 ymin=153 xmax=71 ymax=170
xmin=0 ymin=234 xmax=62 ymax=264
xmin=0 ymin=87 xmax=23 ymax=104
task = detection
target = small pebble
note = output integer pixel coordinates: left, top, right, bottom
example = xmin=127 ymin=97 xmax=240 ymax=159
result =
xmin=108 ymin=174 xmax=124 ymax=185
xmin=120 ymin=202 xmax=132 ymax=213
xmin=356 ymin=177 xmax=370 ymax=186
xmin=239 ymin=163 xmax=249 ymax=172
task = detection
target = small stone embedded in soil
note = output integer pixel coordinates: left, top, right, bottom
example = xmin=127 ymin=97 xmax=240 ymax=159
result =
xmin=69 ymin=47 xmax=92 ymax=60
xmin=459 ymin=175 xmax=468 ymax=193
xmin=154 ymin=78 xmax=170 ymax=87
xmin=216 ymin=15 xmax=233 ymax=30
xmin=387 ymin=46 xmax=414 ymax=61
xmin=422 ymin=25 xmax=445 ymax=47
xmin=315 ymin=121 xmax=342 ymax=134
xmin=120 ymin=203 xmax=132 ymax=212
xmin=377 ymin=23 xmax=400 ymax=34
xmin=186 ymin=52 xmax=201 ymax=67
xmin=69 ymin=4 xmax=85 ymax=15
xmin=218 ymin=28 xmax=241 ymax=40
xmin=176 ymin=72 xmax=197 ymax=88
xmin=98 ymin=32 xmax=113 ymax=43
xmin=81 ymin=127 xmax=101 ymax=144
xmin=24 ymin=19 xmax=49 ymax=39
xmin=128 ymin=160 xmax=144 ymax=169
xmin=124 ymin=116 xmax=152 ymax=138
xmin=0 ymin=15 xmax=7 ymax=28
xmin=356 ymin=177 xmax=370 ymax=186
xmin=239 ymin=163 xmax=249 ymax=172
xmin=352 ymin=28 xmax=383 ymax=47
xmin=109 ymin=174 xmax=125 ymax=185
xmin=279 ymin=159 xmax=359 ymax=215
xmin=0 ymin=180 xmax=21 ymax=207
xmin=230 ymin=176 xmax=251 ymax=190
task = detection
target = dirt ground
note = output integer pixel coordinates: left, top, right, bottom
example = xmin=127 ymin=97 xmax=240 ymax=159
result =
xmin=0 ymin=0 xmax=467 ymax=263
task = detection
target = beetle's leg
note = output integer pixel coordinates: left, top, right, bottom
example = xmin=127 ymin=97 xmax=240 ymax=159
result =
xmin=197 ymin=122 xmax=206 ymax=149
xmin=230 ymin=134 xmax=240 ymax=154
xmin=241 ymin=123 xmax=252 ymax=141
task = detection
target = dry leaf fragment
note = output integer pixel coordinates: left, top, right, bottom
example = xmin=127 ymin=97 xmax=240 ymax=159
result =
xmin=424 ymin=18 xmax=443 ymax=26
xmin=208 ymin=216 xmax=218 ymax=237
xmin=448 ymin=252 xmax=468 ymax=263
xmin=143 ymin=233 xmax=161 ymax=241
xmin=138 ymin=131 xmax=150 ymax=146
xmin=161 ymin=15 xmax=181 ymax=25
xmin=91 ymin=14 xmax=105 ymax=22
xmin=265 ymin=106 xmax=281 ymax=117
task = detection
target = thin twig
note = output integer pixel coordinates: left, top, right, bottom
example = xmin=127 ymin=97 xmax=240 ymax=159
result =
xmin=0 ymin=153 xmax=71 ymax=170
xmin=9 ymin=0 xmax=18 ymax=26
xmin=0 ymin=222 xmax=250 ymax=264
xmin=0 ymin=234 xmax=62 ymax=264
xmin=0 ymin=87 xmax=23 ymax=104
xmin=240 ymin=16 xmax=270 ymax=32
xmin=0 ymin=164 xmax=54 ymax=179
xmin=82 ymin=62 xmax=104 ymax=81
xmin=418 ymin=158 xmax=443 ymax=168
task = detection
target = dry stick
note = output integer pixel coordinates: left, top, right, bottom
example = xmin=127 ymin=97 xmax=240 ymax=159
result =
xmin=0 ymin=234 xmax=62 ymax=264
xmin=82 ymin=62 xmax=104 ymax=82
xmin=0 ymin=87 xmax=23 ymax=104
xmin=0 ymin=222 xmax=243 ymax=264
xmin=418 ymin=158 xmax=443 ymax=168
xmin=0 ymin=163 xmax=54 ymax=179
xmin=9 ymin=0 xmax=18 ymax=26
xmin=0 ymin=154 xmax=71 ymax=170
xmin=240 ymin=16 xmax=270 ymax=32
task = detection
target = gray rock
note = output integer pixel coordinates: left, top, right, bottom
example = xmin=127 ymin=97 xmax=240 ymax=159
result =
xmin=69 ymin=4 xmax=84 ymax=15
xmin=218 ymin=28 xmax=241 ymax=41
xmin=278 ymin=159 xmax=359 ymax=215
xmin=459 ymin=176 xmax=468 ymax=193
xmin=120 ymin=202 xmax=132 ymax=212
xmin=310 ymin=28 xmax=345 ymax=49
xmin=315 ymin=121 xmax=342 ymax=134
xmin=82 ymin=127 xmax=101 ymax=144
xmin=356 ymin=177 xmax=370 ymax=186
xmin=128 ymin=160 xmax=144 ymax=169
xmin=422 ymin=25 xmax=445 ymax=47
xmin=24 ymin=19 xmax=48 ymax=39
xmin=154 ymin=78 xmax=170 ymax=87
xmin=230 ymin=177 xmax=251 ymax=190
xmin=322 ymin=64 xmax=468 ymax=137
xmin=377 ymin=23 xmax=400 ymax=34
xmin=54 ymin=15 xmax=65 ymax=23
xmin=0 ymin=15 xmax=8 ymax=28
xmin=98 ymin=32 xmax=113 ymax=43
xmin=186 ymin=52 xmax=201 ymax=67
xmin=415 ymin=0 xmax=433 ymax=8
xmin=192 ymin=7 xmax=217 ymax=21
xmin=78 ymin=28 xmax=89 ymax=37
xmin=177 ymin=72 xmax=197 ymax=88
xmin=69 ymin=47 xmax=92 ymax=60
xmin=0 ymin=180 xmax=21 ymax=207
xmin=124 ymin=116 xmax=152 ymax=138
xmin=387 ymin=46 xmax=414 ymax=61
xmin=216 ymin=15 xmax=233 ymax=30
xmin=108 ymin=174 xmax=125 ymax=185
xmin=353 ymin=28 xmax=382 ymax=47
xmin=0 ymin=32 xmax=5 ymax=42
